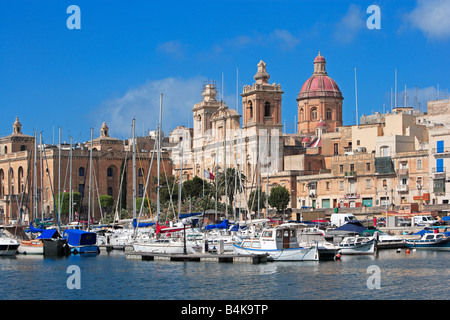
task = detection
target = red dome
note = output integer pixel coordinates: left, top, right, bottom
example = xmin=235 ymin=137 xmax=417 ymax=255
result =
xmin=298 ymin=52 xmax=343 ymax=100
xmin=316 ymin=120 xmax=326 ymax=127
xmin=302 ymin=137 xmax=311 ymax=142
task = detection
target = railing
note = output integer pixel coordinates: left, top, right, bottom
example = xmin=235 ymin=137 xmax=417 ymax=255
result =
xmin=395 ymin=185 xmax=409 ymax=192
xmin=344 ymin=171 xmax=356 ymax=178
xmin=432 ymin=147 xmax=450 ymax=155
xmin=398 ymin=168 xmax=409 ymax=176
xmin=432 ymin=167 xmax=446 ymax=175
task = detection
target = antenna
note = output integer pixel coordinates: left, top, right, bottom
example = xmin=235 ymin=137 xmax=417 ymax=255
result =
xmin=395 ymin=69 xmax=397 ymax=108
xmin=354 ymin=68 xmax=358 ymax=126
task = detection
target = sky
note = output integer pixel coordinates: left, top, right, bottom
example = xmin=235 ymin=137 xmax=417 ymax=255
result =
xmin=1 ymin=0 xmax=449 ymax=143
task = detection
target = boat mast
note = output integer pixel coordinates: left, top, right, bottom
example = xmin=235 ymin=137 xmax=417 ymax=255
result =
xmin=69 ymin=136 xmax=73 ymax=223
xmin=58 ymin=127 xmax=62 ymax=228
xmin=88 ymin=128 xmax=93 ymax=231
xmin=157 ymin=93 xmax=163 ymax=222
xmin=132 ymin=118 xmax=136 ymax=220
xmin=178 ymin=132 xmax=183 ymax=219
xmin=33 ymin=130 xmax=37 ymax=224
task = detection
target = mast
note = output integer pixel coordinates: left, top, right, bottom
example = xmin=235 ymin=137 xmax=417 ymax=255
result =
xmin=88 ymin=128 xmax=93 ymax=231
xmin=58 ymin=127 xmax=61 ymax=228
xmin=157 ymin=93 xmax=163 ymax=222
xmin=39 ymin=132 xmax=44 ymax=221
xmin=33 ymin=130 xmax=37 ymax=224
xmin=395 ymin=69 xmax=397 ymax=108
xmin=132 ymin=118 xmax=136 ymax=220
xmin=178 ymin=133 xmax=183 ymax=218
xmin=69 ymin=136 xmax=73 ymax=223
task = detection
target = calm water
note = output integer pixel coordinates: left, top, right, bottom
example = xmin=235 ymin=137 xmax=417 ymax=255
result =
xmin=1 ymin=249 xmax=448 ymax=300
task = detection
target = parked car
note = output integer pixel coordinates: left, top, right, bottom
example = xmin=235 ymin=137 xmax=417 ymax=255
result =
xmin=398 ymin=217 xmax=411 ymax=227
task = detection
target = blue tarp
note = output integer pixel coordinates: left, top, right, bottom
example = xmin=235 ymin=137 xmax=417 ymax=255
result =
xmin=132 ymin=219 xmax=155 ymax=228
xmin=332 ymin=221 xmax=367 ymax=234
xmin=179 ymin=213 xmax=202 ymax=219
xmin=229 ymin=224 xmax=247 ymax=232
xmin=25 ymin=223 xmax=45 ymax=233
xmin=63 ymin=229 xmax=97 ymax=246
xmin=205 ymin=219 xmax=229 ymax=230
xmin=37 ymin=229 xmax=60 ymax=239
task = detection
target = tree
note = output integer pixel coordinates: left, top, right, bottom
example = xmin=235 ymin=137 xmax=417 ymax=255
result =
xmin=99 ymin=195 xmax=114 ymax=214
xmin=55 ymin=191 xmax=81 ymax=223
xmin=248 ymin=189 xmax=267 ymax=215
xmin=216 ymin=167 xmax=247 ymax=210
xmin=268 ymin=186 xmax=290 ymax=213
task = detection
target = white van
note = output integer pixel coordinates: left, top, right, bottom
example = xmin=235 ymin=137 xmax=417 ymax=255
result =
xmin=413 ymin=215 xmax=439 ymax=226
xmin=330 ymin=213 xmax=356 ymax=227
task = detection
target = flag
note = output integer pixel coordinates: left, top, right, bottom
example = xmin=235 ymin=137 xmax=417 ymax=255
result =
xmin=203 ymin=169 xmax=215 ymax=180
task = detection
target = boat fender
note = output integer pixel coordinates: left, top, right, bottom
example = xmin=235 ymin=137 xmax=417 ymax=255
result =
xmin=405 ymin=249 xmax=410 ymax=254
xmin=335 ymin=253 xmax=341 ymax=260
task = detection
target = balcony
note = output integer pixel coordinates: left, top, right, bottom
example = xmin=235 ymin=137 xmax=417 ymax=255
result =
xmin=398 ymin=168 xmax=409 ymax=176
xmin=432 ymin=167 xmax=446 ymax=178
xmin=344 ymin=193 xmax=360 ymax=199
xmin=396 ymin=185 xmax=409 ymax=193
xmin=344 ymin=171 xmax=356 ymax=179
xmin=432 ymin=147 xmax=450 ymax=156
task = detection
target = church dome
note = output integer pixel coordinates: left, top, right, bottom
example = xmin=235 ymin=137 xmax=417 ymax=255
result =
xmin=298 ymin=52 xmax=343 ymax=100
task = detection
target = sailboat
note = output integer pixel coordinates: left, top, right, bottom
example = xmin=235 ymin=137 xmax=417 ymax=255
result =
xmin=132 ymin=94 xmax=199 ymax=255
xmin=0 ymin=228 xmax=20 ymax=256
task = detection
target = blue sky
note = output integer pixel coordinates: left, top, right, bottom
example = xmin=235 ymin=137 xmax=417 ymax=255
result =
xmin=1 ymin=0 xmax=449 ymax=143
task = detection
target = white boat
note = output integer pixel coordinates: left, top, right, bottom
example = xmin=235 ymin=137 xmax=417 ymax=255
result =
xmin=17 ymin=239 xmax=44 ymax=255
xmin=405 ymin=232 xmax=450 ymax=250
xmin=233 ymin=225 xmax=319 ymax=261
xmin=0 ymin=230 xmax=20 ymax=256
xmin=337 ymin=236 xmax=376 ymax=255
xmin=132 ymin=237 xmax=200 ymax=254
xmin=297 ymin=230 xmax=337 ymax=260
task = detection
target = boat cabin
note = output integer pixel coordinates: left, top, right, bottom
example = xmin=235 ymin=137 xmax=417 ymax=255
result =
xmin=240 ymin=226 xmax=300 ymax=250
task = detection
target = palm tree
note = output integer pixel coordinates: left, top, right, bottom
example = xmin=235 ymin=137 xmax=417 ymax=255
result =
xmin=216 ymin=167 xmax=247 ymax=212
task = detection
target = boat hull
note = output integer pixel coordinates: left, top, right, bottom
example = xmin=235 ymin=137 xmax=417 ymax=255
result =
xmin=0 ymin=244 xmax=20 ymax=256
xmin=405 ymin=239 xmax=450 ymax=250
xmin=70 ymin=245 xmax=100 ymax=255
xmin=233 ymin=244 xmax=319 ymax=261
xmin=338 ymin=240 xmax=375 ymax=255
xmin=133 ymin=241 xmax=198 ymax=254
xmin=42 ymin=239 xmax=70 ymax=257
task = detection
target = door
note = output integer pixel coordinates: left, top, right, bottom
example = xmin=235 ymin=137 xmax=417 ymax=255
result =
xmin=283 ymin=230 xmax=290 ymax=249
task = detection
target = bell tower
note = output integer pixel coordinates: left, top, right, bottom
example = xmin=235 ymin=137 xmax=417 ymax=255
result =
xmin=241 ymin=60 xmax=283 ymax=130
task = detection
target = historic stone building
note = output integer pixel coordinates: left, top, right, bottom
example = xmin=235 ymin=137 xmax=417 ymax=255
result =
xmin=0 ymin=119 xmax=172 ymax=225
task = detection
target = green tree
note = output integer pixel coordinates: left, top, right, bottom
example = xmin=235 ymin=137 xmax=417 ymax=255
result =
xmin=216 ymin=168 xmax=246 ymax=211
xmin=55 ymin=192 xmax=81 ymax=223
xmin=99 ymin=195 xmax=114 ymax=214
xmin=248 ymin=189 xmax=267 ymax=215
xmin=268 ymin=186 xmax=290 ymax=213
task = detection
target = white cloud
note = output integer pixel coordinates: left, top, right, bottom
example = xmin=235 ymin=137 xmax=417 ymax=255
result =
xmin=334 ymin=4 xmax=365 ymax=43
xmin=95 ymin=76 xmax=207 ymax=138
xmin=156 ymin=40 xmax=188 ymax=59
xmin=405 ymin=0 xmax=450 ymax=40
xmin=214 ymin=29 xmax=301 ymax=52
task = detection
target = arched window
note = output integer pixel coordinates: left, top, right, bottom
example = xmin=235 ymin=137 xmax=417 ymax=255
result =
xmin=326 ymin=108 xmax=332 ymax=120
xmin=138 ymin=168 xmax=144 ymax=177
xmin=20 ymin=145 xmax=26 ymax=151
xmin=107 ymin=167 xmax=113 ymax=177
xmin=248 ymin=101 xmax=253 ymax=119
xmin=299 ymin=108 xmax=304 ymax=122
xmin=18 ymin=167 xmax=24 ymax=193
xmin=264 ymin=102 xmax=271 ymax=117
xmin=79 ymin=167 xmax=85 ymax=177
xmin=311 ymin=108 xmax=318 ymax=120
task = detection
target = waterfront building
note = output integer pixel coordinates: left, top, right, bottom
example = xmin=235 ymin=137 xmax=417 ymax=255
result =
xmin=0 ymin=119 xmax=172 ymax=225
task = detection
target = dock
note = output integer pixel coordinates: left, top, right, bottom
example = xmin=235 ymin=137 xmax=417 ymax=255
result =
xmin=125 ymin=252 xmax=269 ymax=264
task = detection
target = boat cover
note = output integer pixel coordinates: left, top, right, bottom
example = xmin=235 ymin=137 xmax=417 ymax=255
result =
xmin=25 ymin=223 xmax=46 ymax=233
xmin=132 ymin=219 xmax=155 ymax=228
xmin=205 ymin=219 xmax=229 ymax=230
xmin=37 ymin=229 xmax=60 ymax=239
xmin=63 ymin=229 xmax=97 ymax=246
xmin=179 ymin=213 xmax=202 ymax=219
xmin=328 ymin=221 xmax=367 ymax=235
xmin=229 ymin=224 xmax=247 ymax=232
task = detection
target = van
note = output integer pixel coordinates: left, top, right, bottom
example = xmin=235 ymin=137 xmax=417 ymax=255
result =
xmin=413 ymin=215 xmax=439 ymax=226
xmin=330 ymin=213 xmax=356 ymax=227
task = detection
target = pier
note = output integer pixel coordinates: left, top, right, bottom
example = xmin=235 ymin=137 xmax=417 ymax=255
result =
xmin=125 ymin=252 xmax=269 ymax=264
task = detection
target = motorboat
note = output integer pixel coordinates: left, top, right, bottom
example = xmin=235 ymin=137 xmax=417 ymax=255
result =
xmin=405 ymin=232 xmax=450 ymax=250
xmin=337 ymin=236 xmax=376 ymax=255
xmin=232 ymin=225 xmax=319 ymax=261
xmin=63 ymin=229 xmax=100 ymax=255
xmin=0 ymin=229 xmax=20 ymax=256
xmin=297 ymin=230 xmax=337 ymax=260
xmin=361 ymin=230 xmax=405 ymax=249
xmin=17 ymin=239 xmax=44 ymax=255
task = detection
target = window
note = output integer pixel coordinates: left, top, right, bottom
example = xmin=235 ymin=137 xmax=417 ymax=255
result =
xmin=339 ymin=165 xmax=344 ymax=173
xmin=107 ymin=187 xmax=113 ymax=196
xmin=311 ymin=108 xmax=317 ymax=120
xmin=248 ymin=101 xmax=253 ymax=119
xmin=138 ymin=184 xmax=144 ymax=197
xmin=417 ymin=159 xmax=422 ymax=170
xmin=299 ymin=108 xmax=304 ymax=122
xmin=381 ymin=146 xmax=389 ymax=157
xmin=138 ymin=168 xmax=144 ymax=177
xmin=382 ymin=179 xmax=387 ymax=187
xmin=262 ymin=231 xmax=272 ymax=238
xmin=334 ymin=143 xmax=338 ymax=156
xmin=326 ymin=108 xmax=332 ymax=120
xmin=326 ymin=182 xmax=330 ymax=190
xmin=366 ymin=179 xmax=372 ymax=189
xmin=107 ymin=167 xmax=113 ymax=177
xmin=436 ymin=159 xmax=444 ymax=173
xmin=366 ymin=163 xmax=371 ymax=172
xmin=437 ymin=140 xmax=444 ymax=153
xmin=264 ymin=102 xmax=271 ymax=117
xmin=357 ymin=140 xmax=360 ymax=146
xmin=401 ymin=178 xmax=408 ymax=185
xmin=350 ymin=164 xmax=355 ymax=172
xmin=339 ymin=181 xmax=344 ymax=190
xmin=79 ymin=167 xmax=85 ymax=177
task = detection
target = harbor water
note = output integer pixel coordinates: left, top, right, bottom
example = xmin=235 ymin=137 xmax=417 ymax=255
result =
xmin=1 ymin=249 xmax=448 ymax=300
